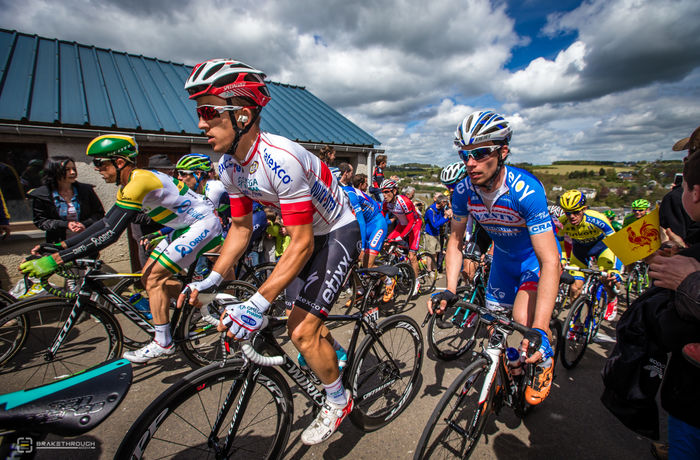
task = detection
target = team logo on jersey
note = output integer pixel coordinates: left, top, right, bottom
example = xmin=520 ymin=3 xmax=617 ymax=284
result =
xmin=507 ymin=171 xmax=537 ymax=201
xmin=250 ymin=161 xmax=258 ymax=173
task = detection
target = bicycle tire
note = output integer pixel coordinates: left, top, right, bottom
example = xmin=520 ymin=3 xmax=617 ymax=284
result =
xmin=414 ymin=357 xmax=492 ymax=459
xmin=549 ymin=318 xmax=563 ymax=379
xmin=0 ymin=298 xmax=122 ymax=393
xmin=106 ymin=277 xmax=153 ymax=350
xmin=416 ymin=252 xmax=437 ymax=295
xmin=348 ymin=314 xmax=423 ymax=431
xmin=391 ymin=261 xmax=416 ymax=309
xmin=427 ymin=286 xmax=484 ymax=361
xmin=179 ymin=280 xmax=258 ymax=367
xmin=116 ymin=360 xmax=293 ymax=459
xmin=0 ymin=291 xmax=28 ymax=366
xmin=560 ymin=297 xmax=591 ymax=370
xmin=241 ymin=262 xmax=289 ymax=317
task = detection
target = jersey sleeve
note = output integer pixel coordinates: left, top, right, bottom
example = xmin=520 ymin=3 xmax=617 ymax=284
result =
xmin=344 ymin=187 xmax=366 ymax=244
xmin=451 ymin=181 xmax=470 ymax=220
xmin=116 ymin=169 xmax=162 ymax=211
xmin=519 ymin=179 xmax=553 ymax=236
xmin=270 ymin=151 xmax=315 ymax=227
xmin=588 ymin=212 xmax=616 ymax=237
xmin=217 ymin=156 xmax=253 ymax=218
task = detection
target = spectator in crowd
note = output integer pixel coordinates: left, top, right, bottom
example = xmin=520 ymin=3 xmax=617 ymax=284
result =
xmin=423 ymin=193 xmax=452 ymax=276
xmin=20 ymin=159 xmax=44 ymax=193
xmin=643 ymin=128 xmax=700 ymax=459
xmin=319 ymin=145 xmax=339 ymax=178
xmin=371 ymin=154 xmax=387 ymax=201
xmin=402 ymin=185 xmax=415 ymax=201
xmin=659 ymin=127 xmax=700 ymax=247
xmin=27 ymin=156 xmax=104 ymax=245
xmin=0 ymin=188 xmax=10 ymax=239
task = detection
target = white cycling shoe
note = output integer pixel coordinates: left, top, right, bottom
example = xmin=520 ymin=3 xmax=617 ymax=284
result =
xmin=301 ymin=389 xmax=353 ymax=445
xmin=123 ymin=340 xmax=175 ymax=363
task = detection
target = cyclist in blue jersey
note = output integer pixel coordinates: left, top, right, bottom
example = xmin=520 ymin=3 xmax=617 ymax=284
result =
xmin=423 ymin=193 xmax=451 ymax=273
xmin=338 ymin=163 xmax=387 ymax=268
xmin=428 ymin=110 xmax=561 ymax=406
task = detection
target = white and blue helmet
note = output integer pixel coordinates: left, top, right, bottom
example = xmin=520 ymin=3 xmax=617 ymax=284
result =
xmin=440 ymin=161 xmax=467 ymax=186
xmin=454 ymin=110 xmax=512 ymax=149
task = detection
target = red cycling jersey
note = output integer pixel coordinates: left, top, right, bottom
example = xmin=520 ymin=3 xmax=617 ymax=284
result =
xmin=383 ymin=195 xmax=422 ymax=251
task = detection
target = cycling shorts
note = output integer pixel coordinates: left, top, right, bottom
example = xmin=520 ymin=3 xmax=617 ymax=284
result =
xmin=150 ymin=217 xmax=223 ymax=274
xmin=568 ymin=241 xmax=622 ymax=280
xmin=365 ymin=216 xmax=388 ymax=255
xmin=388 ymin=219 xmax=422 ymax=252
xmin=284 ymin=221 xmax=361 ymax=319
xmin=485 ymin=247 xmax=541 ymax=311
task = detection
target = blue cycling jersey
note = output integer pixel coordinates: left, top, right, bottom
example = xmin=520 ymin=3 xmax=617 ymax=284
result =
xmin=451 ymin=165 xmax=554 ymax=256
xmin=342 ymin=185 xmax=384 ymax=244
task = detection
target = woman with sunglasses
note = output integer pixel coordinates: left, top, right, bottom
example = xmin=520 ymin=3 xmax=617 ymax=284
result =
xmin=179 ymin=59 xmax=360 ymax=446
xmin=428 ymin=110 xmax=561 ymax=406
xmin=21 ymin=135 xmax=223 ymax=364
xmin=27 ymin=156 xmax=104 ymax=246
xmin=558 ymin=189 xmax=623 ymax=321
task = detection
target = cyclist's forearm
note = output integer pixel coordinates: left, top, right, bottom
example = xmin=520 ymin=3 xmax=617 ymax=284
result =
xmin=211 ymin=224 xmax=251 ymax=279
xmin=258 ymin=225 xmax=314 ymax=302
xmin=532 ymin=259 xmax=559 ymax=331
xmin=445 ymin=233 xmax=464 ymax=293
xmin=58 ymin=207 xmax=135 ymax=263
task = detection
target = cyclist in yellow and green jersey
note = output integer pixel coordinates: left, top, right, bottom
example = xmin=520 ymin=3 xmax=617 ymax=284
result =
xmin=21 ymin=134 xmax=223 ymax=364
xmin=622 ymin=199 xmax=650 ymax=227
xmin=604 ymin=209 xmax=622 ymax=232
xmin=558 ymin=190 xmax=623 ymax=321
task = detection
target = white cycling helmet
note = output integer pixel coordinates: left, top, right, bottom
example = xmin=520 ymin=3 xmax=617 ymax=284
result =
xmin=454 ymin=110 xmax=512 ymax=148
xmin=380 ymin=179 xmax=398 ymax=191
xmin=440 ymin=161 xmax=467 ymax=186
xmin=185 ymin=59 xmax=271 ymax=107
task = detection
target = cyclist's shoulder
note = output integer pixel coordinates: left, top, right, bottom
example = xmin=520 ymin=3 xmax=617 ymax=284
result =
xmin=584 ymin=209 xmax=611 ymax=226
xmin=120 ymin=169 xmax=164 ymax=196
xmin=503 ymin=166 xmax=546 ymax=202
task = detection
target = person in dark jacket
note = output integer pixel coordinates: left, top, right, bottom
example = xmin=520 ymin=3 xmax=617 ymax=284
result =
xmin=423 ymin=193 xmax=451 ymax=273
xmin=646 ymin=129 xmax=700 ymax=459
xmin=27 ymin=156 xmax=104 ymax=244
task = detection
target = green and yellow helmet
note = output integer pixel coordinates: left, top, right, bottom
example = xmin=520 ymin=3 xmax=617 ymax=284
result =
xmin=631 ymin=199 xmax=650 ymax=210
xmin=559 ymin=189 xmax=587 ymax=212
xmin=86 ymin=134 xmax=138 ymax=162
xmin=176 ymin=153 xmax=213 ymax=172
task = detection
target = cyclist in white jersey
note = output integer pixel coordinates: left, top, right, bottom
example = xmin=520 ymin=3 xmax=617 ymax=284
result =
xmin=175 ymin=153 xmax=231 ymax=233
xmin=21 ymin=134 xmax=223 ymax=363
xmin=178 ymin=59 xmax=361 ymax=445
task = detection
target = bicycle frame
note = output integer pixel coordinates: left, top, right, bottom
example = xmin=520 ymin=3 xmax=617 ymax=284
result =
xmin=207 ymin=305 xmax=398 ymax=452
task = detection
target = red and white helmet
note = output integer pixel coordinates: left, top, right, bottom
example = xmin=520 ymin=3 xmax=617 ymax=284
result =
xmin=185 ymin=59 xmax=271 ymax=107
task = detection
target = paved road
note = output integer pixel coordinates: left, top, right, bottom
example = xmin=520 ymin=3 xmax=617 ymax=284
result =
xmin=35 ymin=279 xmax=659 ymax=459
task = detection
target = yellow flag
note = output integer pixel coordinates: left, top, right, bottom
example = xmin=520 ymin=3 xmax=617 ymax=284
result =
xmin=603 ymin=207 xmax=661 ymax=265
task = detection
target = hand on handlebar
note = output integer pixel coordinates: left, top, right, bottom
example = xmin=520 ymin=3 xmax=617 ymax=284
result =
xmin=428 ymin=290 xmax=457 ymax=315
xmin=177 ymin=271 xmax=224 ymax=309
xmin=520 ymin=328 xmax=552 ymax=364
xmin=217 ymin=292 xmax=271 ymax=340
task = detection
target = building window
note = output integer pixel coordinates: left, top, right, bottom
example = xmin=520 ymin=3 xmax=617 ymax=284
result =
xmin=0 ymin=143 xmax=47 ymax=223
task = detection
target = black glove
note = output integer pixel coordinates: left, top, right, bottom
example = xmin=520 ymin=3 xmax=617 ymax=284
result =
xmin=430 ymin=290 xmax=457 ymax=309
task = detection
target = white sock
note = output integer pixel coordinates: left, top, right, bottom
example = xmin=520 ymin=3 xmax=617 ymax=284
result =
xmin=154 ymin=323 xmax=172 ymax=347
xmin=323 ymin=375 xmax=347 ymax=406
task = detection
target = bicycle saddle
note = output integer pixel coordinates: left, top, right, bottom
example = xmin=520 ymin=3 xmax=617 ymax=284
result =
xmin=559 ymin=271 xmax=575 ymax=285
xmin=356 ymin=265 xmax=399 ymax=277
xmin=0 ymin=359 xmax=132 ymax=436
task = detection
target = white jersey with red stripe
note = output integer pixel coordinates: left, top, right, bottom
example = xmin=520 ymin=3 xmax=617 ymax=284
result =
xmin=217 ymin=132 xmax=355 ymax=235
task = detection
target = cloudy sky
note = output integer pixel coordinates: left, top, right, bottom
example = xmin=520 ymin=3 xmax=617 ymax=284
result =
xmin=2 ymin=0 xmax=699 ymax=165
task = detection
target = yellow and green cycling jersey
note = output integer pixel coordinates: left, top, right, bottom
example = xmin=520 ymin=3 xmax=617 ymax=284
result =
xmin=116 ymin=169 xmax=214 ymax=229
xmin=559 ymin=209 xmax=622 ymax=279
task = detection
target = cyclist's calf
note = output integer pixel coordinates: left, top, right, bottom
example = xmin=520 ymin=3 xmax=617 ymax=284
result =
xmin=288 ymin=308 xmax=339 ymax=384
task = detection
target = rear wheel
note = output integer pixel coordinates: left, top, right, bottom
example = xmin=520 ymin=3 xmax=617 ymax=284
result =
xmin=414 ymin=358 xmax=492 ymax=459
xmin=116 ymin=361 xmax=293 ymax=459
xmin=427 ymin=287 xmax=484 ymax=361
xmin=0 ymin=299 xmax=122 ymax=393
xmin=348 ymin=315 xmax=423 ymax=430
xmin=561 ymin=297 xmax=591 ymax=369
xmin=416 ymin=252 xmax=437 ymax=295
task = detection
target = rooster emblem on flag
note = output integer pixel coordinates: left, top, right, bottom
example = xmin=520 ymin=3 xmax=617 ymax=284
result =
xmin=626 ymin=222 xmax=660 ymax=250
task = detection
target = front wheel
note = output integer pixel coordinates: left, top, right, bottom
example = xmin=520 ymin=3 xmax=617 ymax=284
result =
xmin=0 ymin=298 xmax=122 ymax=393
xmin=116 ymin=361 xmax=293 ymax=459
xmin=560 ymin=297 xmax=591 ymax=370
xmin=348 ymin=314 xmax=423 ymax=431
xmin=427 ymin=287 xmax=484 ymax=361
xmin=414 ymin=358 xmax=492 ymax=459
xmin=179 ymin=280 xmax=258 ymax=367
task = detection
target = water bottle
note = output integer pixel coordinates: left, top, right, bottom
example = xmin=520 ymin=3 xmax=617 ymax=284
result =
xmin=129 ymin=292 xmax=152 ymax=320
xmin=506 ymin=347 xmax=523 ymax=376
